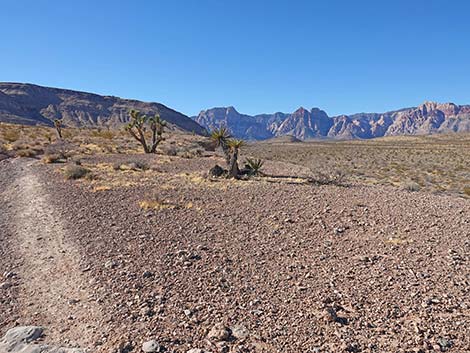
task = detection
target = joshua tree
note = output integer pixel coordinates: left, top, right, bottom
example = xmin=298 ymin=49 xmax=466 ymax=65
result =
xmin=125 ymin=110 xmax=166 ymax=153
xmin=227 ymin=139 xmax=244 ymax=178
xmin=54 ymin=119 xmax=63 ymax=139
xmin=210 ymin=126 xmax=231 ymax=166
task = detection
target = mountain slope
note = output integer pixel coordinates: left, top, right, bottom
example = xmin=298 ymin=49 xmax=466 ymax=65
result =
xmin=0 ymin=83 xmax=206 ymax=134
xmin=195 ymin=102 xmax=470 ymax=140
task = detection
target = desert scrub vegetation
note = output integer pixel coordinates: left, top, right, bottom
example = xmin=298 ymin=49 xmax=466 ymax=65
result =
xmin=2 ymin=128 xmax=21 ymax=143
xmin=245 ymin=133 xmax=470 ymax=196
xmin=63 ymin=164 xmax=91 ymax=180
xmin=125 ymin=110 xmax=167 ymax=153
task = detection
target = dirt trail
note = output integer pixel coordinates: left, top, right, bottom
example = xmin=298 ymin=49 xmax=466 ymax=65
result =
xmin=3 ymin=159 xmax=102 ymax=349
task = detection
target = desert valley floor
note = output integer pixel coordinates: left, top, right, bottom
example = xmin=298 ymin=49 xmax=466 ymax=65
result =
xmin=0 ymin=146 xmax=469 ymax=353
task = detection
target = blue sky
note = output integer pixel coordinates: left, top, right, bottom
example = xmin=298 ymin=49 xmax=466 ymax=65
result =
xmin=1 ymin=0 xmax=469 ymax=117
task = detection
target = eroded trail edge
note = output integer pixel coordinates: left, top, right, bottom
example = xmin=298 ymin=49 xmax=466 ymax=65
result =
xmin=4 ymin=159 xmax=102 ymax=349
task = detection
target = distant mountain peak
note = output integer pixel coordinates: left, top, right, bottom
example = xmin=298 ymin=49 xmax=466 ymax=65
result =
xmin=195 ymin=102 xmax=470 ymax=140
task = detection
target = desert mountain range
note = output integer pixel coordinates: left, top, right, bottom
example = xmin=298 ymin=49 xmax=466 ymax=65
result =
xmin=0 ymin=82 xmax=206 ymax=134
xmin=195 ymin=103 xmax=470 ymax=140
xmin=1 ymin=82 xmax=469 ymax=140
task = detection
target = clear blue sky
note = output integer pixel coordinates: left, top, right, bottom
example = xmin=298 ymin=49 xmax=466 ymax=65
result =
xmin=1 ymin=0 xmax=469 ymax=117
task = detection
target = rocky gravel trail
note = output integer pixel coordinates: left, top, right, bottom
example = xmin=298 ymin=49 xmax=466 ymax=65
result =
xmin=1 ymin=154 xmax=469 ymax=353
xmin=0 ymin=158 xmax=103 ymax=351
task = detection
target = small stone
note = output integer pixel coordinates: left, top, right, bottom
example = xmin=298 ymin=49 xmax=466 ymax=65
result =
xmin=142 ymin=271 xmax=154 ymax=278
xmin=142 ymin=340 xmax=160 ymax=352
xmin=0 ymin=282 xmax=12 ymax=290
xmin=3 ymin=271 xmax=15 ymax=279
xmin=187 ymin=349 xmax=206 ymax=353
xmin=230 ymin=325 xmax=249 ymax=340
xmin=104 ymin=260 xmax=117 ymax=269
xmin=207 ymin=323 xmax=230 ymax=341
xmin=334 ymin=227 xmax=345 ymax=234
xmin=184 ymin=309 xmax=192 ymax=317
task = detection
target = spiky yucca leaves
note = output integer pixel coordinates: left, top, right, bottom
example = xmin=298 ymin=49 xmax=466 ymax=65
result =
xmin=245 ymin=158 xmax=265 ymax=176
xmin=54 ymin=119 xmax=63 ymax=139
xmin=210 ymin=126 xmax=231 ymax=166
xmin=125 ymin=110 xmax=166 ymax=153
xmin=227 ymin=138 xmax=244 ymax=178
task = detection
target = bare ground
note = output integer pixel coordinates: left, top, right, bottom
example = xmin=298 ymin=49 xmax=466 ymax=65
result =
xmin=0 ymin=154 xmax=469 ymax=353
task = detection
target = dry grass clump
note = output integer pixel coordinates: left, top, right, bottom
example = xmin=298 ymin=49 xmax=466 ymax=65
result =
xmin=463 ymin=187 xmax=470 ymax=196
xmin=90 ymin=129 xmax=115 ymax=140
xmin=402 ymin=181 xmax=421 ymax=192
xmin=63 ymin=165 xmax=91 ymax=180
xmin=112 ymin=160 xmax=149 ymax=171
xmin=2 ymin=129 xmax=21 ymax=143
xmin=15 ymin=148 xmax=40 ymax=158
xmin=139 ymin=198 xmax=178 ymax=211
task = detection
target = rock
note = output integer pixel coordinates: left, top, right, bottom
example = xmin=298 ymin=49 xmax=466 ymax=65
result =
xmin=2 ymin=326 xmax=43 ymax=345
xmin=142 ymin=340 xmax=160 ymax=352
xmin=142 ymin=271 xmax=154 ymax=278
xmin=230 ymin=325 xmax=249 ymax=340
xmin=3 ymin=271 xmax=16 ymax=279
xmin=207 ymin=323 xmax=230 ymax=341
xmin=333 ymin=227 xmax=345 ymax=234
xmin=0 ymin=282 xmax=12 ymax=290
xmin=209 ymin=165 xmax=225 ymax=177
xmin=187 ymin=349 xmax=206 ymax=353
xmin=105 ymin=260 xmax=118 ymax=269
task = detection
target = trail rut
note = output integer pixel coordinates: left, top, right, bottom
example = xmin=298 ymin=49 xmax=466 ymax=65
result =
xmin=3 ymin=159 xmax=102 ymax=349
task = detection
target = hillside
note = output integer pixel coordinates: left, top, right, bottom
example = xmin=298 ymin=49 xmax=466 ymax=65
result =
xmin=195 ymin=102 xmax=470 ymax=140
xmin=0 ymin=82 xmax=206 ymax=134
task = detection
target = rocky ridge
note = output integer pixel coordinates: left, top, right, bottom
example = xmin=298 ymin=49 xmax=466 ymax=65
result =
xmin=0 ymin=82 xmax=206 ymax=134
xmin=194 ymin=102 xmax=470 ymax=140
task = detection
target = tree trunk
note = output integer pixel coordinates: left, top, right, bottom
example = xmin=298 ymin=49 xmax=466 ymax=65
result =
xmin=229 ymin=148 xmax=239 ymax=178
xmin=221 ymin=143 xmax=231 ymax=167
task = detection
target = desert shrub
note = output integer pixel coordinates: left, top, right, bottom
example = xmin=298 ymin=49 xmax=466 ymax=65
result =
xmin=42 ymin=154 xmax=62 ymax=164
xmin=195 ymin=139 xmax=216 ymax=152
xmin=64 ymin=165 xmax=90 ymax=180
xmin=463 ymin=186 xmax=470 ymax=196
xmin=161 ymin=145 xmax=177 ymax=156
xmin=2 ymin=129 xmax=20 ymax=143
xmin=179 ymin=147 xmax=203 ymax=159
xmin=15 ymin=149 xmax=39 ymax=158
xmin=62 ymin=130 xmax=75 ymax=139
xmin=91 ymin=130 xmax=115 ymax=140
xmin=403 ymin=181 xmax=421 ymax=192
xmin=45 ymin=140 xmax=74 ymax=160
xmin=310 ymin=169 xmax=347 ymax=186
xmin=113 ymin=160 xmax=149 ymax=171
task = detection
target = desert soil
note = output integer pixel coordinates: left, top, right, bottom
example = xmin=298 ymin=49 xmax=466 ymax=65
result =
xmin=0 ymin=154 xmax=469 ymax=353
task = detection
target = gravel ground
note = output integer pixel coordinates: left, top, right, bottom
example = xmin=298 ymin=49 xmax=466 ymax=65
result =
xmin=0 ymin=155 xmax=469 ymax=353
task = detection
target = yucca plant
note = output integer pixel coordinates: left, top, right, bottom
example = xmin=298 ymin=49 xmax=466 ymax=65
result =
xmin=227 ymin=138 xmax=244 ymax=178
xmin=245 ymin=158 xmax=265 ymax=176
xmin=210 ymin=126 xmax=231 ymax=166
xmin=125 ymin=110 xmax=166 ymax=153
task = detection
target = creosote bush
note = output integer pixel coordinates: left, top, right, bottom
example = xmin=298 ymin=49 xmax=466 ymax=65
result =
xmin=64 ymin=165 xmax=90 ymax=180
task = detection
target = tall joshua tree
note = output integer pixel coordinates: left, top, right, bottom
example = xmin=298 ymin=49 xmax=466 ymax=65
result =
xmin=210 ymin=126 xmax=231 ymax=166
xmin=54 ymin=119 xmax=63 ymax=139
xmin=227 ymin=139 xmax=244 ymax=178
xmin=125 ymin=109 xmax=166 ymax=153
